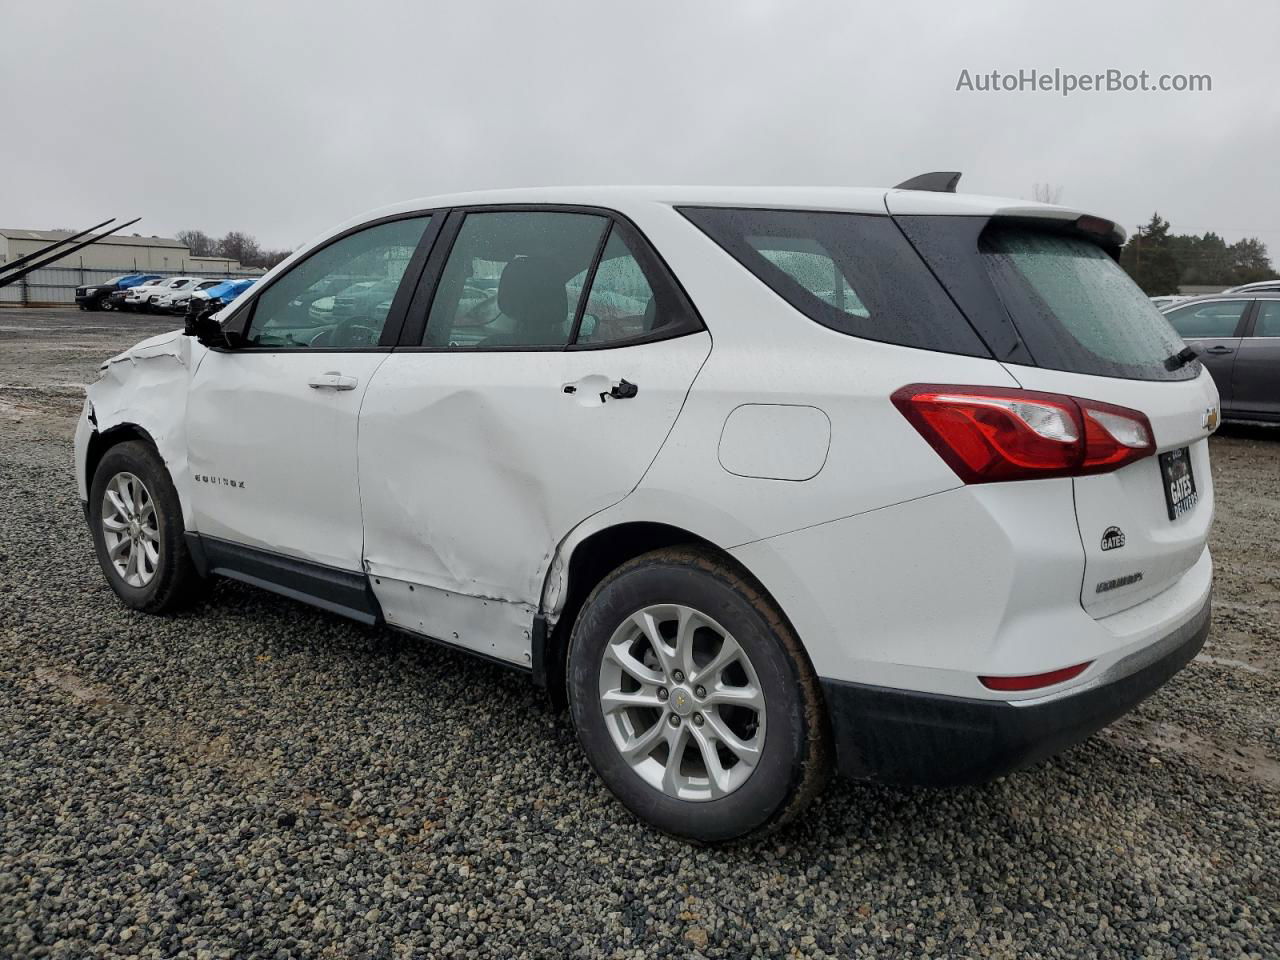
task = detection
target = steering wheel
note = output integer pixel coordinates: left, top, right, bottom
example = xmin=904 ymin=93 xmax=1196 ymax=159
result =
xmin=311 ymin=318 xmax=379 ymax=348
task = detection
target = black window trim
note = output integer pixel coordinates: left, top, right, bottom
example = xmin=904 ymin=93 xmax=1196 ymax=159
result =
xmin=217 ymin=209 xmax=444 ymax=354
xmin=678 ymin=204 xmax=995 ymax=361
xmin=392 ymin=202 xmax=707 ymax=354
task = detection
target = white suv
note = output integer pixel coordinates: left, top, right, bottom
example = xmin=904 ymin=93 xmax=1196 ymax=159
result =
xmin=75 ymin=179 xmax=1217 ymax=841
xmin=154 ymin=278 xmax=223 ymax=313
xmin=125 ymin=276 xmax=203 ymax=311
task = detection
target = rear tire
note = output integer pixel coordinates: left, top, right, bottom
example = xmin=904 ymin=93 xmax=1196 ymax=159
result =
xmin=89 ymin=440 xmax=200 ymax=613
xmin=567 ymin=546 xmax=830 ymax=842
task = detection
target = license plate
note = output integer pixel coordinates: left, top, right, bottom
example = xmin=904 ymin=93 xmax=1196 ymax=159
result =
xmin=1158 ymin=446 xmax=1198 ymax=520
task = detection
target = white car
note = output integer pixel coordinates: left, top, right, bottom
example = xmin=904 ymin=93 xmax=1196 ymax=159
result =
xmin=124 ymin=276 xmax=203 ymax=311
xmin=75 ymin=180 xmax=1217 ymax=841
xmin=153 ymin=279 xmax=222 ymax=313
xmin=108 ymin=276 xmax=167 ymax=310
xmin=1223 ymin=279 xmax=1280 ymax=294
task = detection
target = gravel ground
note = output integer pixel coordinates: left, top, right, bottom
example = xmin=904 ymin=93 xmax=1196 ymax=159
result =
xmin=2 ymin=307 xmax=1278 ymax=959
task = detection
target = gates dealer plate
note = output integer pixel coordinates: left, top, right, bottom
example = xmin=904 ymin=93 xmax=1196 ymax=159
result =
xmin=1158 ymin=446 xmax=1198 ymax=521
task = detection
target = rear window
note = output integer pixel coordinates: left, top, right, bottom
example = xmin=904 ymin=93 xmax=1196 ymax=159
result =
xmin=679 ymin=207 xmax=988 ymax=356
xmin=980 ymin=227 xmax=1192 ymax=380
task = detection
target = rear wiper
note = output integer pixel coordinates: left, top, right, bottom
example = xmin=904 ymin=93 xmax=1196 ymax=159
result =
xmin=1164 ymin=346 xmax=1197 ymax=371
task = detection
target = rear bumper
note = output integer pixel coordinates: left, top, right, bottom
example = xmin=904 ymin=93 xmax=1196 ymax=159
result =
xmin=820 ymin=590 xmax=1211 ymax=786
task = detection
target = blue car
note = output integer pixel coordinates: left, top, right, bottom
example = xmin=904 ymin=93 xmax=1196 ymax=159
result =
xmin=189 ymin=278 xmax=256 ymax=314
xmin=76 ymin=273 xmax=162 ymax=311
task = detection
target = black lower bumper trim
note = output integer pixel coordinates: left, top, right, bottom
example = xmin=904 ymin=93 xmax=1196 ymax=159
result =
xmin=820 ymin=593 xmax=1211 ymax=786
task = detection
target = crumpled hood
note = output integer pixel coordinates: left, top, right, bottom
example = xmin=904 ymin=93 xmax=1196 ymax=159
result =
xmin=102 ymin=329 xmax=186 ymax=368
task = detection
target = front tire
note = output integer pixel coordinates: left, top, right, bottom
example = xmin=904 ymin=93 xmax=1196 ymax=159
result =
xmin=568 ymin=546 xmax=830 ymax=842
xmin=89 ymin=440 xmax=199 ymax=613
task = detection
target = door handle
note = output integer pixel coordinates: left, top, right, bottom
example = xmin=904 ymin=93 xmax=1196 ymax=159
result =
xmin=1203 ymin=346 xmax=1234 ymax=355
xmin=561 ymin=375 xmax=638 ymax=406
xmin=607 ymin=378 xmax=639 ymax=400
xmin=308 ymin=372 xmax=358 ymax=391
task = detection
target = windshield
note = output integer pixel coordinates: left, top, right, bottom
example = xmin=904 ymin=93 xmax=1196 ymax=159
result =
xmin=980 ymin=226 xmax=1196 ymax=381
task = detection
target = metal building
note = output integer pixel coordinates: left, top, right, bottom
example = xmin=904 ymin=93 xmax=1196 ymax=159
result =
xmin=0 ymin=228 xmax=252 ymax=273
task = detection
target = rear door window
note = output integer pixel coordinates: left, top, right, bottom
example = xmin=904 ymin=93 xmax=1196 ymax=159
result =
xmin=1163 ymin=299 xmax=1250 ymax=339
xmin=680 ymin=207 xmax=989 ymax=356
xmin=570 ymin=221 xmax=701 ymax=347
xmin=1255 ymin=301 xmax=1280 ymax=337
xmin=423 ymin=211 xmax=607 ymax=349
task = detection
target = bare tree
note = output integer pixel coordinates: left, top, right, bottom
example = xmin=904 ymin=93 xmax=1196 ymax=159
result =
xmin=176 ymin=229 xmax=216 ymax=257
xmin=215 ymin=231 xmax=263 ymax=267
xmin=1032 ymin=183 xmax=1064 ymax=204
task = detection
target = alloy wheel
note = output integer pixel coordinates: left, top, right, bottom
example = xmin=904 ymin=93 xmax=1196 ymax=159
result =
xmin=597 ymin=603 xmax=766 ymax=801
xmin=100 ymin=471 xmax=160 ymax=587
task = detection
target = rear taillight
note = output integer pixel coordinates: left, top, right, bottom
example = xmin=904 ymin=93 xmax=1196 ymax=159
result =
xmin=892 ymin=384 xmax=1153 ymax=483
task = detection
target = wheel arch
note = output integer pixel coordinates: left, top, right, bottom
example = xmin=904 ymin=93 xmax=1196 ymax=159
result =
xmin=85 ymin=422 xmax=160 ymax=495
xmin=537 ymin=519 xmax=803 ymax=709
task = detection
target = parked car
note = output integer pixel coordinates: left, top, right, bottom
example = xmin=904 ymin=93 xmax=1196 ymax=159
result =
xmin=154 ymin=279 xmax=225 ymax=313
xmin=75 ymin=274 xmax=161 ymax=311
xmin=1223 ymin=279 xmax=1280 ymax=294
xmin=1161 ymin=293 xmax=1280 ymax=422
xmin=108 ymin=276 xmax=168 ymax=311
xmin=1150 ymin=294 xmax=1192 ymax=310
xmin=124 ymin=276 xmax=203 ymax=312
xmin=189 ymin=278 xmax=256 ymax=313
xmin=76 ymin=183 xmax=1217 ymax=841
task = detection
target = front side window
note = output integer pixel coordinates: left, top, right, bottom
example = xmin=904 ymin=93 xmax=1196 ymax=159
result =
xmin=246 ymin=216 xmax=430 ymax=349
xmin=1161 ymin=299 xmax=1249 ymax=339
xmin=680 ymin=206 xmax=987 ymax=355
xmin=423 ymin=211 xmax=607 ymax=348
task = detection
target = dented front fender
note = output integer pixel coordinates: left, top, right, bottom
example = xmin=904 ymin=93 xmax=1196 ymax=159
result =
xmin=78 ymin=329 xmax=204 ymax=523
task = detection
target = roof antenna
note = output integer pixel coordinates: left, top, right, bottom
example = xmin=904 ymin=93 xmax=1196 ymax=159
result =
xmin=893 ymin=172 xmax=962 ymax=193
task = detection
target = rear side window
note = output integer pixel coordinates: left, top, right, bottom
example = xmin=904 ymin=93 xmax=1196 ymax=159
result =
xmin=978 ymin=226 xmax=1194 ymax=381
xmin=1163 ymin=299 xmax=1249 ymax=338
xmin=679 ymin=207 xmax=988 ymax=356
xmin=1256 ymin=301 xmax=1280 ymax=337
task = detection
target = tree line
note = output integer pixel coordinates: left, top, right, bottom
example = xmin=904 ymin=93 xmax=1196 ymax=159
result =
xmin=1118 ymin=213 xmax=1273 ymax=295
xmin=176 ymin=229 xmax=292 ymax=270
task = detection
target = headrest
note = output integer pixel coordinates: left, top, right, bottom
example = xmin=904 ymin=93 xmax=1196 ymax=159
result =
xmin=497 ymin=256 xmax=567 ymax=332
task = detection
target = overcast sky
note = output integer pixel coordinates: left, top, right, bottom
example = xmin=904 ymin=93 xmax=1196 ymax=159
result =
xmin=4 ymin=1 xmax=1277 ymax=256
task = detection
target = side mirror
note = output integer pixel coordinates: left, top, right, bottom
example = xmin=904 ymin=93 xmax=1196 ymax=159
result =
xmin=184 ymin=299 xmax=243 ymax=349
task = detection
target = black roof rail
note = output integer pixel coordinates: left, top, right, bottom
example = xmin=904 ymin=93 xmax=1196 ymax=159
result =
xmin=893 ymin=171 xmax=962 ymax=193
